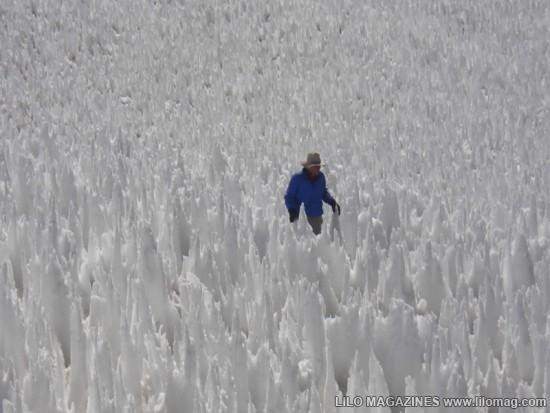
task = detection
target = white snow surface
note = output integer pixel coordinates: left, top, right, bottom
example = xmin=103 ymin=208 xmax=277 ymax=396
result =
xmin=1 ymin=1 xmax=550 ymax=412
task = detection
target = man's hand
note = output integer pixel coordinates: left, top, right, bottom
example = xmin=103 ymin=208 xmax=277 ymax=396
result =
xmin=330 ymin=200 xmax=341 ymax=216
xmin=288 ymin=209 xmax=299 ymax=223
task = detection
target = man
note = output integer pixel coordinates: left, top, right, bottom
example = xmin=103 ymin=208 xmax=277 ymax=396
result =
xmin=284 ymin=152 xmax=341 ymax=235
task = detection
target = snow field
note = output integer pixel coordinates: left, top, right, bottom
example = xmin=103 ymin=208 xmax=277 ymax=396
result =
xmin=1 ymin=0 xmax=550 ymax=412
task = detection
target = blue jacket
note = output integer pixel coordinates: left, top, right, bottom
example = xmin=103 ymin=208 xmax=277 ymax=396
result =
xmin=284 ymin=168 xmax=335 ymax=217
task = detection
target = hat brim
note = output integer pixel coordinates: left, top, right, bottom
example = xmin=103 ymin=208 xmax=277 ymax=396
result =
xmin=301 ymin=162 xmax=325 ymax=167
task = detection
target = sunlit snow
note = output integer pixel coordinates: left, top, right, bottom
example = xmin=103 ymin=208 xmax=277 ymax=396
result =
xmin=1 ymin=1 xmax=549 ymax=412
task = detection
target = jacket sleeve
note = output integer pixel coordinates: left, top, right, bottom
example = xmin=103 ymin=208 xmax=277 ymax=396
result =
xmin=322 ymin=175 xmax=335 ymax=205
xmin=284 ymin=175 xmax=301 ymax=211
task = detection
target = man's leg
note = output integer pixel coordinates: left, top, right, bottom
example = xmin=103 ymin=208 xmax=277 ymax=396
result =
xmin=307 ymin=215 xmax=323 ymax=235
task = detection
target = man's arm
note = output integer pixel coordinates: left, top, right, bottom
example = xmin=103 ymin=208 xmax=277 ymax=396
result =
xmin=322 ymin=175 xmax=341 ymax=215
xmin=321 ymin=175 xmax=335 ymax=205
xmin=284 ymin=175 xmax=301 ymax=211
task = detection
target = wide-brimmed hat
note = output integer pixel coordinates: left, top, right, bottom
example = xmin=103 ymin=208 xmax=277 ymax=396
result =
xmin=300 ymin=152 xmax=325 ymax=167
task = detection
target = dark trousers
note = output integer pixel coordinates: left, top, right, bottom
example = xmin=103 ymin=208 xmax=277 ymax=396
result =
xmin=307 ymin=215 xmax=323 ymax=235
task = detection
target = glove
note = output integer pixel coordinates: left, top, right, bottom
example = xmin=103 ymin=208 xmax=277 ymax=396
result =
xmin=330 ymin=200 xmax=341 ymax=216
xmin=288 ymin=209 xmax=299 ymax=223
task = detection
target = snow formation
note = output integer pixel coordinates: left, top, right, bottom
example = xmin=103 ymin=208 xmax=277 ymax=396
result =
xmin=1 ymin=1 xmax=549 ymax=412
